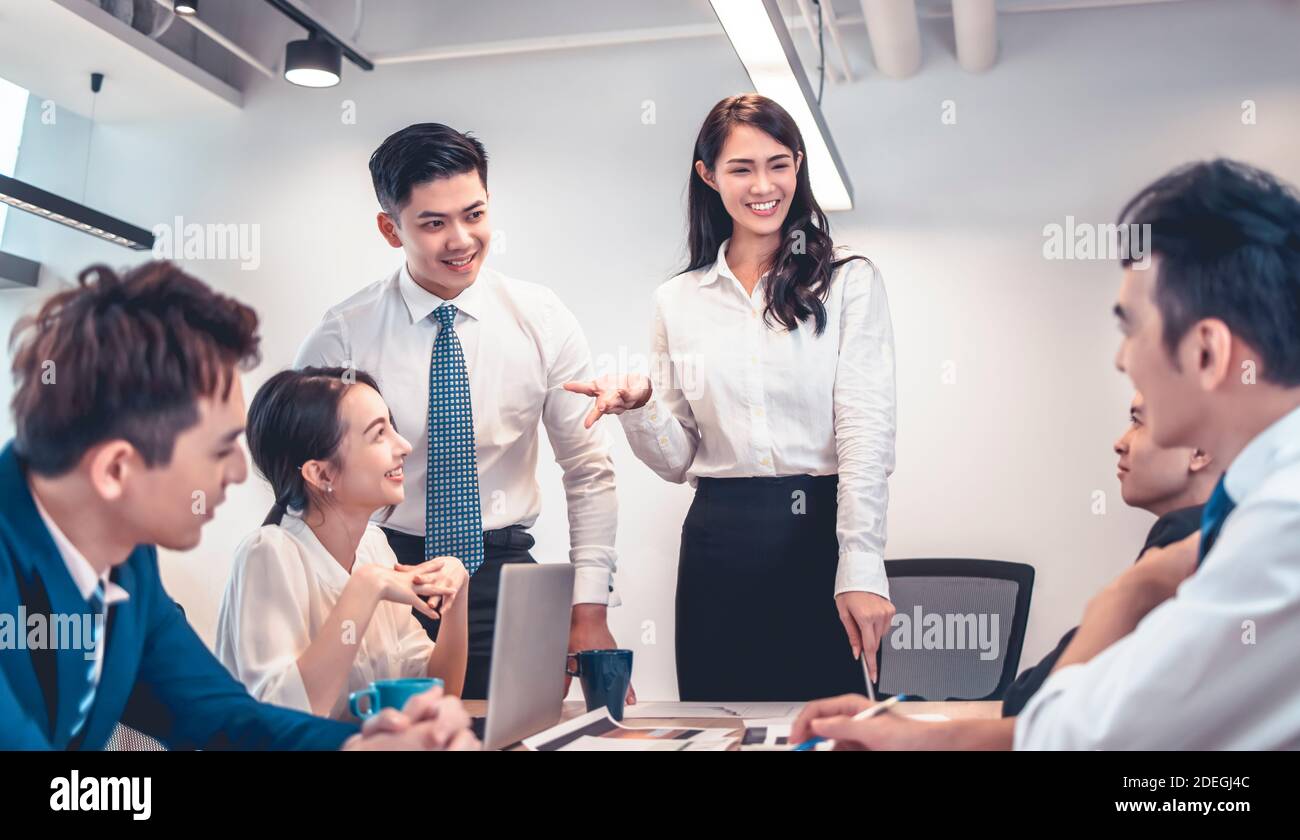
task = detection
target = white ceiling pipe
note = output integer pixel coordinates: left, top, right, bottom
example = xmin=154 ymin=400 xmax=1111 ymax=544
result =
xmin=793 ymin=0 xmax=844 ymax=82
xmin=820 ymin=0 xmax=857 ymax=83
xmin=952 ymin=0 xmax=997 ymax=72
xmin=859 ymin=0 xmax=921 ymax=79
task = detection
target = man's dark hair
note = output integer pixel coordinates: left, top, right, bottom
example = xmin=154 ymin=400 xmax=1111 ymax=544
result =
xmin=1119 ymin=158 xmax=1300 ymax=386
xmin=9 ymin=261 xmax=261 ymax=476
xmin=368 ymin=122 xmax=488 ymax=219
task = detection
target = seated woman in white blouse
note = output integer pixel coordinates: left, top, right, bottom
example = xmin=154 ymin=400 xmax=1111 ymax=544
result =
xmin=216 ymin=367 xmax=469 ymax=719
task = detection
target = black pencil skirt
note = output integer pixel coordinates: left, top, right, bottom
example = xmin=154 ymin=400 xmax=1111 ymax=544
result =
xmin=675 ymin=474 xmax=868 ymax=701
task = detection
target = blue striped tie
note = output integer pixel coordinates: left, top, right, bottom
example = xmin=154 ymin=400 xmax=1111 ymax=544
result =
xmin=1198 ymin=477 xmax=1236 ymax=566
xmin=70 ymin=582 xmax=105 ymax=738
xmin=426 ymin=304 xmax=484 ymax=575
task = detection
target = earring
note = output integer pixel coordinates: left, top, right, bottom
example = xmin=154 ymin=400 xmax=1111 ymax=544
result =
xmin=326 ymin=485 xmax=333 ymax=493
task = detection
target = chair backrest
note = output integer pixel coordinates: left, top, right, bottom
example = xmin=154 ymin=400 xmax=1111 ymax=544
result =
xmin=104 ymin=723 xmax=166 ymax=751
xmin=876 ymin=558 xmax=1034 ymax=701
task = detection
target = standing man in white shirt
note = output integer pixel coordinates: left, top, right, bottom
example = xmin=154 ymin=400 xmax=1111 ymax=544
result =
xmin=296 ymin=123 xmax=629 ymax=701
xmin=794 ymin=159 xmax=1300 ymax=750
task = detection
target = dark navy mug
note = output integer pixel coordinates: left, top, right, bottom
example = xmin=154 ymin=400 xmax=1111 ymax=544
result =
xmin=566 ymin=649 xmax=633 ymax=720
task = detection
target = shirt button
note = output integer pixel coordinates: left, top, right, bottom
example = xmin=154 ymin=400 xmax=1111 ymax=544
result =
xmin=760 ymin=456 xmax=771 ymax=466
xmin=659 ymin=436 xmax=668 ymax=445
xmin=753 ymin=407 xmax=764 ymax=417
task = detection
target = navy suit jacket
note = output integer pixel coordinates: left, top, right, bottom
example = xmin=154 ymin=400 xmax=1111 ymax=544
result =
xmin=0 ymin=440 xmax=358 ymax=749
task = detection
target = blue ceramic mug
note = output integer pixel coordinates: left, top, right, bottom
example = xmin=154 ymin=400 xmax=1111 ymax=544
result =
xmin=348 ymin=677 xmax=443 ymax=719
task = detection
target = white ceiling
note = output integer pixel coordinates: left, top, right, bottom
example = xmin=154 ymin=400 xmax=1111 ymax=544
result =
xmin=0 ymin=0 xmax=241 ymax=122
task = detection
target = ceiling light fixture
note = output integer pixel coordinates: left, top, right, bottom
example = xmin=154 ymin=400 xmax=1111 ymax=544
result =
xmin=709 ymin=0 xmax=855 ymax=211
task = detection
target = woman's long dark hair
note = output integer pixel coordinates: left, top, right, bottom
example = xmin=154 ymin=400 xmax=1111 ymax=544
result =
xmin=686 ymin=93 xmax=868 ymax=335
xmin=246 ymin=366 xmax=391 ymax=526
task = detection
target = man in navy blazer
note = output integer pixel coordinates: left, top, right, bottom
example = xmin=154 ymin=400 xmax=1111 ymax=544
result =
xmin=0 ymin=261 xmax=478 ymax=751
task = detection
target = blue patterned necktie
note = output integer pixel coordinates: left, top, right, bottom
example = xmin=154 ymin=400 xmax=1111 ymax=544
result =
xmin=70 ymin=581 xmax=105 ymax=738
xmin=426 ymin=304 xmax=484 ymax=575
xmin=1198 ymin=477 xmax=1236 ymax=566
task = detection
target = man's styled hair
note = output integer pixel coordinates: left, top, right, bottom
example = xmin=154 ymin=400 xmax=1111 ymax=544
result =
xmin=1119 ymin=158 xmax=1300 ymax=386
xmin=368 ymin=122 xmax=488 ymax=219
xmin=9 ymin=261 xmax=261 ymax=477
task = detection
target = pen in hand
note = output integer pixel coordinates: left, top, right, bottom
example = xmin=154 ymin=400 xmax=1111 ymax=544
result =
xmin=791 ymin=694 xmax=903 ymax=752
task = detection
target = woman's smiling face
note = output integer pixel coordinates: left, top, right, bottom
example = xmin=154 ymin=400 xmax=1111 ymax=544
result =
xmin=696 ymin=123 xmax=802 ymax=238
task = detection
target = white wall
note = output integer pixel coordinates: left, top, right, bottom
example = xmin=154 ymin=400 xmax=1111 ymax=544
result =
xmin=2 ymin=0 xmax=1298 ymax=700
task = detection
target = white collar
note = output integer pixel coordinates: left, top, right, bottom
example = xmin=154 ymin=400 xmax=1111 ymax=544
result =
xmin=698 ymin=239 xmax=733 ymax=287
xmin=698 ymin=238 xmax=768 ymax=295
xmin=29 ymin=487 xmax=130 ymax=606
xmin=279 ymin=510 xmax=357 ymax=591
xmin=397 ymin=261 xmax=485 ymax=324
xmin=1225 ymin=403 xmax=1300 ymax=503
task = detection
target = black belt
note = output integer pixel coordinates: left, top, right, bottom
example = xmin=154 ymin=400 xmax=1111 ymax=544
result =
xmin=483 ymin=524 xmax=535 ymax=551
xmin=385 ymin=524 xmax=534 ymax=551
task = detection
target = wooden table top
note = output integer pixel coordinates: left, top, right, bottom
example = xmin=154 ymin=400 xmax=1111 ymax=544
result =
xmin=463 ymin=699 xmax=1003 ymax=750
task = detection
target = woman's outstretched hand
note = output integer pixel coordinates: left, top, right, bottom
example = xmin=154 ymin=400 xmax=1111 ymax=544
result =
xmin=563 ymin=374 xmax=653 ymax=428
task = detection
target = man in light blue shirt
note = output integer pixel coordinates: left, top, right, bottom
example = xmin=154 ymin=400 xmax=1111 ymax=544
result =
xmin=1013 ymin=159 xmax=1300 ymax=749
xmin=794 ymin=158 xmax=1300 ymax=750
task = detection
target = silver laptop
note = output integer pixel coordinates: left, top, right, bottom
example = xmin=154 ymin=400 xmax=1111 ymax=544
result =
xmin=480 ymin=563 xmax=574 ymax=750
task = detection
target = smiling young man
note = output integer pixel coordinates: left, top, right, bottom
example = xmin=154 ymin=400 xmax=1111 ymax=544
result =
xmin=0 ymin=261 xmax=476 ymax=750
xmin=796 ymin=159 xmax=1300 ymax=750
xmin=296 ymin=123 xmax=628 ymax=701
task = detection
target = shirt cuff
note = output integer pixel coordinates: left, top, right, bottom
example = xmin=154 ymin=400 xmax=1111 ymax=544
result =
xmin=252 ymin=662 xmax=314 ymax=716
xmin=571 ymin=557 xmax=620 ymax=608
xmin=833 ymin=551 xmax=891 ymax=600
xmin=618 ymin=397 xmax=668 ymax=433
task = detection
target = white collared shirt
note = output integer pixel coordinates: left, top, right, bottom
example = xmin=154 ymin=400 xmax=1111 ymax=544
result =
xmin=215 ymin=513 xmax=437 ymax=720
xmin=29 ymin=488 xmax=130 ymax=685
xmin=618 ymin=241 xmax=897 ymax=598
xmin=1015 ymin=404 xmax=1300 ymax=749
xmin=295 ymin=264 xmax=619 ymax=606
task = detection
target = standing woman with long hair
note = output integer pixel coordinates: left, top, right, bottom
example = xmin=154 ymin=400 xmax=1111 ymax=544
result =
xmin=567 ymin=94 xmax=897 ymax=700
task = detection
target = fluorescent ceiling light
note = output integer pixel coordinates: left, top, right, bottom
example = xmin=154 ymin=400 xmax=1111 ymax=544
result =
xmin=0 ymin=174 xmax=154 ymax=250
xmin=710 ymin=0 xmax=855 ymax=211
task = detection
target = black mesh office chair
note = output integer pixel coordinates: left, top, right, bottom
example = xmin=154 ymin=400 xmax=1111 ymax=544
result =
xmin=876 ymin=558 xmax=1034 ymax=702
xmin=103 ymin=602 xmax=180 ymax=751
xmin=104 ymin=724 xmax=166 ymax=751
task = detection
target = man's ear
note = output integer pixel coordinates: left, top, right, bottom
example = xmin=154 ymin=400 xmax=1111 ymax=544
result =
xmin=695 ymin=160 xmax=719 ymax=192
xmin=86 ymin=441 xmax=138 ymax=502
xmin=376 ymin=212 xmax=403 ymax=248
xmin=1190 ymin=318 xmax=1234 ymax=391
xmin=1188 ymin=447 xmax=1213 ymax=474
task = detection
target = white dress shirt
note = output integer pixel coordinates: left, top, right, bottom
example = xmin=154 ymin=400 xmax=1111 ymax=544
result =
xmin=295 ymin=263 xmax=619 ymax=606
xmin=215 ymin=512 xmax=437 ymax=720
xmin=29 ymin=487 xmax=130 ymax=685
xmin=1015 ymin=403 xmax=1300 ymax=749
xmin=618 ymin=240 xmax=897 ymax=598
